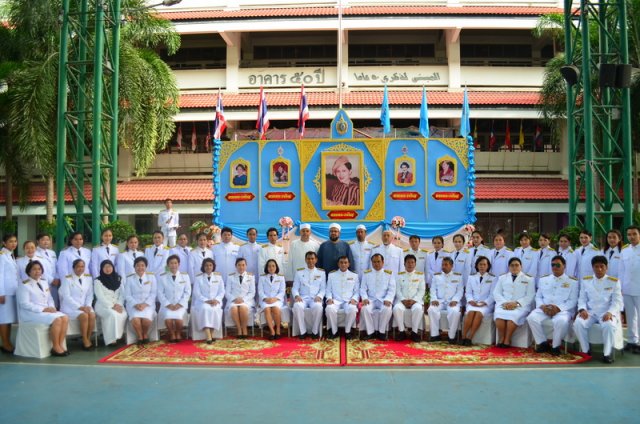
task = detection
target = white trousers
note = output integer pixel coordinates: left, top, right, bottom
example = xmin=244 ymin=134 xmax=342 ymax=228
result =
xmin=292 ymin=299 xmax=323 ymax=335
xmin=164 ymin=234 xmax=177 ymax=248
xmin=427 ymin=303 xmax=461 ymax=338
xmin=526 ymin=309 xmax=572 ymax=348
xmin=361 ymin=301 xmax=392 ymax=335
xmin=623 ymin=295 xmax=640 ymax=344
xmin=573 ymin=313 xmax=617 ymax=356
xmin=325 ymin=302 xmax=357 ymax=334
xmin=393 ymin=302 xmax=423 ymax=332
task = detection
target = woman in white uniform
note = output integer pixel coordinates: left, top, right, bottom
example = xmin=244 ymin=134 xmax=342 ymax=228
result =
xmin=601 ymin=229 xmax=623 ymax=279
xmin=115 ymin=235 xmax=143 ymax=280
xmin=225 ymin=257 xmax=256 ymax=339
xmin=57 ymin=231 xmax=92 ymax=280
xmin=17 ymin=261 xmax=69 ymax=356
xmin=0 ymin=234 xmax=19 ymax=354
xmin=493 ymin=257 xmax=536 ymax=348
xmin=258 ymin=259 xmax=286 ymax=340
xmin=94 ymin=260 xmax=127 ymax=346
xmin=125 ymin=256 xmax=157 ymax=346
xmin=192 ymin=258 xmax=224 ymax=344
xmin=157 ymin=255 xmax=191 ymax=343
xmin=490 ymin=232 xmax=514 ymax=278
xmin=59 ymin=259 xmax=96 ymax=350
xmin=461 ymin=256 xmax=496 ymax=346
xmin=17 ymin=240 xmax=53 ymax=283
xmin=90 ymin=229 xmax=119 ymax=277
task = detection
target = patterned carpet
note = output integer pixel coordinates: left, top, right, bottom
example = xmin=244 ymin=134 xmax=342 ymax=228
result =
xmin=99 ymin=337 xmax=589 ymax=367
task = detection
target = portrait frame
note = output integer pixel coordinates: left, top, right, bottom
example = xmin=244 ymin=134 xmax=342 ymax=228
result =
xmin=230 ymin=158 xmax=250 ymax=188
xmin=395 ymin=156 xmax=416 ymax=187
xmin=270 ymin=158 xmax=291 ymax=188
xmin=321 ymin=151 xmax=364 ymax=210
xmin=436 ymin=155 xmax=457 ymax=187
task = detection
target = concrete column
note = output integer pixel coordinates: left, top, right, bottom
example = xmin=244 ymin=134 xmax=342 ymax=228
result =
xmin=223 ymin=32 xmax=241 ymax=93
xmin=446 ymin=28 xmax=462 ymax=90
xmin=118 ymin=148 xmax=133 ymax=180
xmin=339 ymin=29 xmax=349 ymax=90
xmin=17 ymin=216 xmax=35 ymax=253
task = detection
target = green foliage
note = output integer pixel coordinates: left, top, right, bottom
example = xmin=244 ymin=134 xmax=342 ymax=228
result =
xmin=137 ymin=233 xmax=154 ymax=247
xmin=37 ymin=220 xmax=56 ymax=238
xmin=102 ymin=220 xmax=136 ymax=243
xmin=1 ymin=220 xmax=17 ymax=236
xmin=526 ymin=231 xmax=541 ymax=249
xmin=557 ymin=225 xmax=582 ymax=247
xmin=634 ymin=210 xmax=640 ymax=226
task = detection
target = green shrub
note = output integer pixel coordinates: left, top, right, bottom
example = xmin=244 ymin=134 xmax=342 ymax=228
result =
xmin=102 ymin=220 xmax=136 ymax=243
xmin=137 ymin=233 xmax=154 ymax=247
xmin=557 ymin=225 xmax=581 ymax=247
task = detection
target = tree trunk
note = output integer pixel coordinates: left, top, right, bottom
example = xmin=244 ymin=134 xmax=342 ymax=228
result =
xmin=46 ymin=176 xmax=54 ymax=222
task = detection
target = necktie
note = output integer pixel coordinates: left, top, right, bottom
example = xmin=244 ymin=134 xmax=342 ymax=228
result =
xmin=172 ymin=275 xmax=176 ymax=281
xmin=44 ymin=251 xmax=49 ymax=257
xmin=28 ymin=258 xmax=32 ymax=263
xmin=511 ymin=274 xmax=517 ymax=282
xmin=435 ymin=251 xmax=439 ymax=261
xmin=77 ymin=249 xmax=81 ymax=256
xmin=540 ymin=250 xmax=543 ymax=259
xmin=494 ymin=250 xmax=499 ymax=260
xmin=270 ymin=275 xmax=273 ymax=283
xmin=133 ymin=252 xmax=137 ymax=258
xmin=139 ymin=278 xmax=143 ymax=285
xmin=207 ymin=276 xmax=211 ymax=282
xmin=36 ymin=282 xmax=44 ymax=292
xmin=455 ymin=252 xmax=459 ymax=260
xmin=559 ymin=251 xmax=564 ymax=257
xmin=479 ymin=276 xmax=483 ymax=283
xmin=473 ymin=247 xmax=477 ymax=257
xmin=581 ymin=247 xmax=585 ymax=256
xmin=184 ymin=248 xmax=188 ymax=255
xmin=202 ymin=251 xmax=205 ymax=257
xmin=520 ymin=249 xmax=524 ymax=258
xmin=239 ymin=275 xmax=243 ymax=284
xmin=106 ymin=246 xmax=110 ymax=255
xmin=154 ymin=247 xmax=158 ymax=257
xmin=609 ymin=250 xmax=614 ymax=259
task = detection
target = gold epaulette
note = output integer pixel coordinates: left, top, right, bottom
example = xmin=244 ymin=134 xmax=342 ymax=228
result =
xmin=398 ymin=271 xmax=406 ymax=275
xmin=23 ymin=279 xmax=29 ymax=284
xmin=180 ymin=272 xmax=188 ymax=275
xmin=403 ymin=248 xmax=409 ymax=252
xmin=160 ymin=272 xmax=167 ymax=276
xmin=146 ymin=271 xmax=154 ymax=275
xmin=434 ymin=272 xmax=442 ymax=276
xmin=420 ymin=248 xmax=429 ymax=253
xmin=569 ymin=276 xmax=577 ymax=280
xmin=145 ymin=244 xmax=153 ymax=248
xmin=228 ymin=272 xmax=236 ymax=276
xmin=127 ymin=273 xmax=135 ymax=277
xmin=196 ymin=273 xmax=203 ymax=277
xmin=317 ymin=267 xmax=324 ymax=271
xmin=384 ymin=269 xmax=392 ymax=274
xmin=582 ymin=276 xmax=593 ymax=280
xmin=607 ymin=276 xmax=619 ymax=282
xmin=65 ymin=274 xmax=72 ymax=278
xmin=505 ymin=247 xmax=513 ymax=251
xmin=363 ymin=269 xmax=372 ymax=274
xmin=415 ymin=271 xmax=424 ymax=275
xmin=297 ymin=267 xmax=305 ymax=271
xmin=453 ymin=272 xmax=462 ymax=276
xmin=329 ymin=269 xmax=338 ymax=273
xmin=83 ymin=274 xmax=91 ymax=277
xmin=348 ymin=241 xmax=355 ymax=245
xmin=213 ymin=272 xmax=221 ymax=275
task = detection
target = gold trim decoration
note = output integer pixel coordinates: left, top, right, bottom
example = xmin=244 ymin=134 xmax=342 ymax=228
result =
xmin=230 ymin=158 xmax=250 ymax=188
xmin=220 ymin=140 xmax=253 ymax=170
xmin=270 ymin=155 xmax=291 ymax=188
xmin=432 ymin=137 xmax=468 ymax=169
xmin=394 ymin=155 xmax=416 ymax=187
xmin=321 ymin=150 xmax=365 ymax=210
xmin=312 ymin=167 xmax=322 ymax=193
xmin=301 ymin=192 xmax=323 ymax=221
xmin=435 ymin=155 xmax=457 ymax=187
xmin=364 ymin=190 xmax=385 ymax=221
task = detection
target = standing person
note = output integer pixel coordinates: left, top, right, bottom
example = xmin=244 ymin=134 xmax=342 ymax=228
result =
xmin=427 ymin=257 xmax=464 ymax=343
xmin=258 ymin=227 xmax=284 ymax=278
xmin=286 ymin=223 xmax=320 ymax=282
xmin=461 ymin=256 xmax=496 ymax=346
xmin=189 ymin=233 xmax=214 ymax=283
xmin=450 ymin=234 xmax=471 ymax=285
xmin=537 ymin=233 xmax=556 ymax=283
xmin=192 ymin=258 xmax=224 ymax=344
xmin=403 ymin=235 xmax=428 ymax=277
xmin=317 ymin=223 xmax=354 ymax=276
xmin=158 ymin=198 xmax=179 ymax=248
xmin=468 ymin=230 xmax=492 ymax=276
xmin=620 ymin=225 xmax=640 ymax=353
xmin=0 ymin=234 xmax=19 ymax=354
xmin=212 ymin=227 xmax=241 ymax=285
xmin=125 ymin=257 xmax=157 ymax=346
xmin=601 ymin=229 xmax=623 ymax=279
xmin=94 ymin=260 xmax=127 ymax=347
xmin=557 ymin=233 xmax=578 ymax=278
xmin=360 ymin=254 xmax=396 ymax=341
xmin=292 ymin=251 xmax=326 ymax=339
xmin=258 ymin=259 xmax=286 ymax=340
xmin=349 ymin=224 xmax=375 ymax=282
xmin=574 ymin=255 xmax=623 ymax=363
xmin=115 ymin=235 xmax=144 ymax=281
xmin=157 ymin=255 xmax=191 ymax=343
xmin=513 ymin=233 xmax=538 ymax=280
xmin=238 ymin=227 xmax=261 ymax=279
xmin=493 ymin=257 xmax=535 ymax=348
xmin=170 ymin=233 xmax=192 ymax=274
xmin=90 ymin=228 xmax=119 ymax=277
xmin=225 ymin=258 xmax=256 ymax=339
xmin=17 ymin=240 xmax=53 ymax=283
xmin=56 ymin=231 xmax=92 ymax=308
xmin=144 ymin=231 xmax=171 ymax=275
xmin=325 ymin=256 xmax=359 ymax=339
xmin=59 ymin=259 xmax=96 ymax=350
xmin=490 ymin=232 xmax=514 ymax=278
xmin=35 ymin=233 xmax=57 ymax=284
xmin=372 ymin=229 xmax=403 ymax=278
xmin=393 ymin=255 xmax=426 ymax=342
xmin=526 ymin=255 xmax=578 ymax=355
xmin=425 ymin=235 xmax=450 ymax=286
xmin=575 ymin=229 xmax=600 ymax=280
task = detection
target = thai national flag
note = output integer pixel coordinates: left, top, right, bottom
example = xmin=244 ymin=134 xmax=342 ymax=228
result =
xmin=256 ymin=86 xmax=269 ymax=140
xmin=489 ymin=120 xmax=496 ymax=151
xmin=534 ymin=124 xmax=543 ymax=151
xmin=298 ymin=85 xmax=309 ymax=138
xmin=213 ymin=93 xmax=226 ymax=140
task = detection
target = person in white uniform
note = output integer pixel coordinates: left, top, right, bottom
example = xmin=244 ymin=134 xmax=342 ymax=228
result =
xmin=212 ymin=227 xmax=240 ymax=285
xmin=349 ymin=224 xmax=375 ymax=283
xmin=18 ymin=261 xmax=69 ymax=356
xmin=403 ymin=235 xmax=428 ymax=277
xmin=292 ymin=251 xmax=326 ymax=339
xmin=536 ymin=233 xmax=556 ymax=285
xmin=189 ymin=233 xmax=214 ymax=284
xmin=94 ymin=260 xmax=127 ymax=346
xmin=158 ymin=198 xmax=179 ymax=247
xmin=493 ymin=257 xmax=536 ymax=348
xmin=601 ymin=229 xmax=623 ymax=279
xmin=225 ymin=257 xmax=256 ymax=339
xmin=526 ymin=255 xmax=578 ymax=355
xmin=393 ymin=254 xmax=425 ymax=342
xmin=620 ymin=225 xmax=640 ymax=353
xmin=286 ymin=223 xmax=320 ymax=282
xmin=325 ymin=256 xmax=359 ymax=339
xmin=36 ymin=233 xmax=58 ymax=282
xmin=258 ymin=259 xmax=286 ymax=340
xmin=467 ymin=231 xmax=492 ymax=277
xmin=425 ymin=235 xmax=450 ymax=287
xmin=490 ymin=232 xmax=514 ymax=278
xmin=372 ymin=229 xmax=403 ymax=278
xmin=57 ymin=232 xmax=92 ymax=309
xmin=557 ymin=233 xmax=578 ymax=278
xmin=450 ymin=234 xmax=471 ymax=285
xmin=258 ymin=227 xmax=284 ymax=277
xmin=157 ymin=255 xmax=191 ymax=343
xmin=116 ymin=235 xmax=144 ymax=281
xmin=125 ymin=256 xmax=158 ymax=346
xmin=573 ymin=255 xmax=623 ymax=363
xmin=575 ymin=229 xmax=600 ymax=280
xmin=144 ymin=231 xmax=171 ymax=275
xmin=513 ymin=233 xmax=539 ymax=281
xmin=461 ymin=255 xmax=496 ymax=346
xmin=238 ymin=227 xmax=261 ymax=279
xmin=192 ymin=258 xmax=225 ymax=344
xmin=427 ymin=257 xmax=463 ymax=343
xmin=17 ymin=240 xmax=52 ymax=283
xmin=60 ymin=259 xmax=96 ymax=350
xmin=90 ymin=228 xmax=119 ymax=277
xmin=170 ymin=233 xmax=192 ymax=274
xmin=360 ymin=253 xmax=396 ymax=341
xmin=0 ymin=234 xmax=19 ymax=354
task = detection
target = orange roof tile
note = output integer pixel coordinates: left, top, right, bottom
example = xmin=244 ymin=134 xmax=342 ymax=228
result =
xmin=475 ymin=178 xmax=568 ymax=201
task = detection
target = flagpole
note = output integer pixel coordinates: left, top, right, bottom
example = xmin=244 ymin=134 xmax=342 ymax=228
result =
xmin=337 ymin=0 xmax=343 ymax=109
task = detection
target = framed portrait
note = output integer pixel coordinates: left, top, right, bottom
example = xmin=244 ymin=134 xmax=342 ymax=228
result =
xmin=436 ymin=155 xmax=457 ymax=187
xmin=230 ymin=158 xmax=250 ymax=188
xmin=270 ymin=158 xmax=291 ymax=187
xmin=321 ymin=151 xmax=364 ymax=210
xmin=395 ymin=157 xmax=416 ymax=187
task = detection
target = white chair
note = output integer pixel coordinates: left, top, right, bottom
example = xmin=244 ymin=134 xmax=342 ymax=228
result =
xmin=67 ymin=317 xmax=99 ymax=346
xmin=15 ymin=321 xmax=67 ymax=359
xmin=495 ymin=321 xmax=532 ymax=348
xmin=461 ymin=313 xmax=495 ymax=345
xmin=190 ymin=312 xmax=224 ymax=341
xmin=567 ymin=315 xmax=624 ymax=358
xmin=125 ymin=316 xmax=160 ymax=344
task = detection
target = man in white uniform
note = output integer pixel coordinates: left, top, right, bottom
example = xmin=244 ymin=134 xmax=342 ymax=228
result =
xmin=286 ymin=223 xmax=320 ymax=282
xmin=403 ymin=235 xmax=428 ymax=277
xmin=349 ymin=224 xmax=375 ymax=282
xmin=238 ymin=228 xmax=261 ymax=279
xmin=526 ymin=255 xmax=578 ymax=355
xmin=360 ymin=253 xmax=396 ymax=341
xmin=393 ymin=254 xmax=425 ymax=342
xmin=325 ymin=256 xmax=359 ymax=339
xmin=144 ymin=231 xmax=171 ymax=275
xmin=258 ymin=227 xmax=284 ymax=275
xmin=189 ymin=233 xmax=214 ymax=283
xmin=371 ymin=229 xmax=403 ymax=277
xmin=620 ymin=225 xmax=640 ymax=353
xmin=427 ymin=257 xmax=463 ymax=343
xmin=292 ymin=251 xmax=326 ymax=339
xmin=157 ymin=199 xmax=179 ymax=247
xmin=212 ymin=227 xmax=240 ymax=284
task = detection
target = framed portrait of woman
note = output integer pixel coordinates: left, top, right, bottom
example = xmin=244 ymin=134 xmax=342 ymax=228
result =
xmin=230 ymin=158 xmax=250 ymax=188
xmin=436 ymin=156 xmax=456 ymax=187
xmin=395 ymin=157 xmax=416 ymax=187
xmin=321 ymin=151 xmax=364 ymax=210
xmin=270 ymin=159 xmax=291 ymax=187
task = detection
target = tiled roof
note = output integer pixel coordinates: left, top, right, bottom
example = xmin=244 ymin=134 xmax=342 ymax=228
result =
xmin=180 ymin=91 xmax=541 ymax=109
xmin=475 ymin=178 xmax=568 ymax=201
xmin=160 ymin=6 xmax=563 ymax=21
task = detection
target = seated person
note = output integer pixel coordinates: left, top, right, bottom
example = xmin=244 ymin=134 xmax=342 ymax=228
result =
xmin=292 ymin=251 xmax=326 ymax=340
xmin=393 ymin=254 xmax=425 ymax=342
xmin=258 ymin=259 xmax=286 ymax=340
xmin=225 ymin=258 xmax=256 ymax=339
xmin=427 ymin=257 xmax=463 ymax=343
xmin=94 ymin=260 xmax=127 ymax=346
xmin=325 ymin=256 xmax=359 ymax=340
xmin=60 ymin=259 xmax=96 ymax=350
xmin=461 ymin=256 xmax=496 ymax=346
xmin=124 ymin=257 xmax=158 ymax=346
xmin=192 ymin=258 xmax=225 ymax=344
xmin=360 ymin=253 xmax=396 ymax=341
xmin=157 ymin=255 xmax=191 ymax=343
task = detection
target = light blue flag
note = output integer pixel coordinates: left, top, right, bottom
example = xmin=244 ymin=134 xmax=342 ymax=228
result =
xmin=460 ymin=88 xmax=470 ymax=138
xmin=419 ymin=86 xmax=429 ymax=138
xmin=380 ymin=85 xmax=391 ymax=135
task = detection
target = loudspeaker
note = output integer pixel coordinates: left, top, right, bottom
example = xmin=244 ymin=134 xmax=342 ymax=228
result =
xmin=599 ymin=63 xmax=617 ymax=87
xmin=615 ymin=64 xmax=632 ymax=88
xmin=560 ymin=65 xmax=580 ymax=86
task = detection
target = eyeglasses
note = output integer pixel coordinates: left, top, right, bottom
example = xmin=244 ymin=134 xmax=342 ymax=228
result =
xmin=551 ymin=263 xmax=563 ymax=268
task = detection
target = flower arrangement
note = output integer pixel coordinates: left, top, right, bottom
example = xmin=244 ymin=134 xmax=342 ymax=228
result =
xmin=391 ymin=216 xmax=406 ymax=229
xmin=189 ymin=221 xmax=221 ymax=242
xmin=278 ymin=216 xmax=294 ymax=229
xmin=463 ymin=224 xmax=476 ymax=247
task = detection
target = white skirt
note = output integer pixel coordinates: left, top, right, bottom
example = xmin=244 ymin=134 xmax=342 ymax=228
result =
xmin=126 ymin=304 xmax=155 ymax=321
xmin=19 ymin=308 xmax=66 ymax=325
xmin=465 ymin=303 xmax=494 ymax=317
xmin=260 ymin=300 xmax=283 ymax=309
xmin=95 ymin=304 xmax=128 ymax=345
xmin=158 ymin=306 xmax=187 ymax=321
xmin=193 ymin=303 xmax=223 ymax=330
xmin=60 ymin=304 xmax=94 ymax=320
xmin=494 ymin=305 xmax=532 ymax=326
xmin=0 ymin=296 xmax=17 ymax=324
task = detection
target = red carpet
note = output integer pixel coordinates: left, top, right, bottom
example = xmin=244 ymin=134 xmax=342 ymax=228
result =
xmin=100 ymin=337 xmax=589 ymax=367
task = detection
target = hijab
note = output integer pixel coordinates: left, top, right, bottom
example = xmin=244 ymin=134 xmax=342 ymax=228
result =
xmin=99 ymin=259 xmax=121 ymax=291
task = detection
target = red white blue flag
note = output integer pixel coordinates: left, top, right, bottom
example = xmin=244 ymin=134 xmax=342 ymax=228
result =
xmin=213 ymin=92 xmax=226 ymax=140
xmin=298 ymin=85 xmax=309 ymax=138
xmin=256 ymin=86 xmax=269 ymax=140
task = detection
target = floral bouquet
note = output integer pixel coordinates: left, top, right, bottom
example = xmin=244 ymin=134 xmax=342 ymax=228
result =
xmin=391 ymin=216 xmax=405 ymax=242
xmin=463 ymin=224 xmax=476 ymax=247
xmin=279 ymin=216 xmax=294 ymax=254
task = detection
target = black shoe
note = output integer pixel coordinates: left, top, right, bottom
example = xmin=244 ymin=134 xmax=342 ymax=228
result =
xmin=0 ymin=347 xmax=14 ymax=355
xmin=206 ymin=339 xmax=214 ymax=345
xmin=136 ymin=340 xmax=144 ymax=347
xmin=82 ymin=344 xmax=94 ymax=351
xmin=602 ymin=355 xmax=614 ymax=364
xmin=378 ymin=333 xmax=388 ymax=341
xmin=633 ymin=345 xmax=640 ymax=355
xmin=586 ymin=350 xmax=592 ymax=356
xmin=463 ymin=338 xmax=472 ymax=346
xmin=429 ymin=336 xmax=440 ymax=342
xmin=411 ymin=333 xmax=421 ymax=343
xmin=311 ymin=333 xmax=319 ymax=340
xmin=328 ymin=332 xmax=338 ymax=340
xmin=268 ymin=335 xmax=276 ymax=340
xmin=344 ymin=332 xmax=353 ymax=340
xmin=50 ymin=349 xmax=66 ymax=357
xmin=170 ymin=339 xmax=179 ymax=344
xmin=64 ymin=351 xmax=70 ymax=356
xmin=361 ymin=333 xmax=373 ymax=341
xmin=535 ymin=342 xmax=550 ymax=353
xmin=624 ymin=342 xmax=636 ymax=352
xmin=298 ymin=333 xmax=306 ymax=340
xmin=550 ymin=347 xmax=561 ymax=356
xmin=142 ymin=338 xmax=150 ymax=344
xmin=496 ymin=343 xmax=506 ymax=348
xmin=448 ymin=338 xmax=456 ymax=345
xmin=395 ymin=333 xmax=407 ymax=342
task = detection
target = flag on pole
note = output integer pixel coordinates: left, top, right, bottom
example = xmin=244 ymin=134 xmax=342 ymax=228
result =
xmin=380 ymin=85 xmax=391 ymax=135
xmin=176 ymin=123 xmax=182 ymax=148
xmin=518 ymin=120 xmax=525 ymax=150
xmin=191 ymin=122 xmax=197 ymax=152
xmin=460 ymin=88 xmax=470 ymax=138
xmin=473 ymin=120 xmax=480 ymax=149
xmin=534 ymin=124 xmax=543 ymax=151
xmin=489 ymin=120 xmax=496 ymax=151
xmin=419 ymin=86 xmax=429 ymax=138
xmin=213 ymin=92 xmax=226 ymax=140
xmin=505 ymin=120 xmax=512 ymax=151
xmin=298 ymin=84 xmax=309 ymax=138
xmin=256 ymin=86 xmax=270 ymax=140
